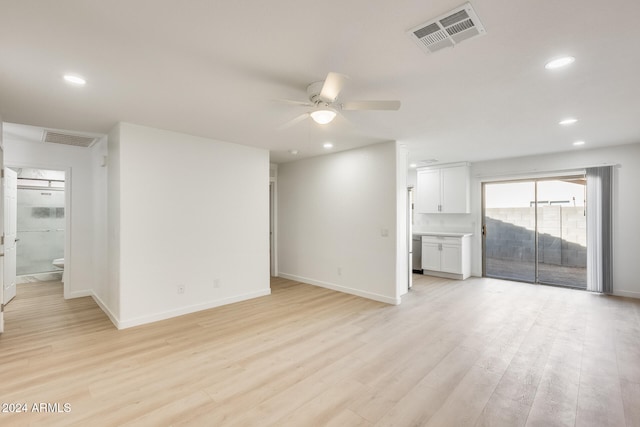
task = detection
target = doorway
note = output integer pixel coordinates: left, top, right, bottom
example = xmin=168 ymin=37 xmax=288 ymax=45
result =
xmin=482 ymin=175 xmax=587 ymax=289
xmin=269 ymin=182 xmax=274 ymax=276
xmin=13 ymin=168 xmax=66 ymax=284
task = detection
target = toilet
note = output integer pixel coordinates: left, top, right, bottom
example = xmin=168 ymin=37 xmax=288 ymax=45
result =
xmin=52 ymin=258 xmax=66 ymax=282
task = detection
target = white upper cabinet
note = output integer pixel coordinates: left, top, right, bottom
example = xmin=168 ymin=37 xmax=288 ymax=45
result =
xmin=415 ymin=163 xmax=470 ymax=214
xmin=415 ymin=168 xmax=440 ymax=213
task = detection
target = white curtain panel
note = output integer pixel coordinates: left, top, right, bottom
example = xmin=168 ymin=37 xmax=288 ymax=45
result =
xmin=586 ymin=166 xmax=613 ymax=293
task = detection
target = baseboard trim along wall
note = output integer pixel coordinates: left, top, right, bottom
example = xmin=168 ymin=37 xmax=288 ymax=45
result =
xmin=91 ymin=293 xmax=121 ymax=329
xmin=67 ymin=290 xmax=93 ymax=299
xmin=278 ymin=273 xmax=401 ymax=305
xmin=114 ymin=289 xmax=272 ymax=330
xmin=613 ymin=289 xmax=640 ymax=299
xmin=91 ymin=290 xmax=273 ymax=330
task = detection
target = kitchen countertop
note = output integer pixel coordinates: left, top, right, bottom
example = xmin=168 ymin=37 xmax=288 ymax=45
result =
xmin=413 ymin=231 xmax=473 ymax=237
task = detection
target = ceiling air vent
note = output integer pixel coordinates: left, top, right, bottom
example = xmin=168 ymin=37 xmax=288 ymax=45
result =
xmin=42 ymin=130 xmax=97 ymax=148
xmin=407 ymin=2 xmax=486 ymax=54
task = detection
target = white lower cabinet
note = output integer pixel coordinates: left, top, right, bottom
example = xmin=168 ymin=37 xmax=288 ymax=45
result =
xmin=421 ymin=241 xmax=440 ymax=271
xmin=421 ymin=234 xmax=471 ymax=280
xmin=440 ymin=244 xmax=462 ymax=274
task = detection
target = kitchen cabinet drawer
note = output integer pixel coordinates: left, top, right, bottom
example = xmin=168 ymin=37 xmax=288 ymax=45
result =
xmin=421 ymin=235 xmax=461 ymax=245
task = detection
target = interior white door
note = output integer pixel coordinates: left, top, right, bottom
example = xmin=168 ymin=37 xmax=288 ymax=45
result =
xmin=3 ymin=167 xmax=17 ymax=304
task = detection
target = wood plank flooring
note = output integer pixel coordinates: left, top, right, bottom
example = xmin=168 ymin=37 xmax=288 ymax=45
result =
xmin=1 ymin=276 xmax=639 ymax=426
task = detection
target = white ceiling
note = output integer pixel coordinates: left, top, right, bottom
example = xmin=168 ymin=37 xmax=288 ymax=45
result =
xmin=1 ymin=0 xmax=639 ymax=164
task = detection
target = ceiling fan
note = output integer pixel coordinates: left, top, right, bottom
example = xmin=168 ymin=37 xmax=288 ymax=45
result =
xmin=276 ymin=72 xmax=401 ymax=129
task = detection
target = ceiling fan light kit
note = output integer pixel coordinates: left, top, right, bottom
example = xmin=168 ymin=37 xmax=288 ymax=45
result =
xmin=276 ymin=71 xmax=401 ymax=129
xmin=310 ymin=108 xmax=337 ymax=124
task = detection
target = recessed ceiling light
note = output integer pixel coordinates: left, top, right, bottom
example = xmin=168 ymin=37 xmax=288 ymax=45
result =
xmin=63 ymin=74 xmax=86 ymax=86
xmin=288 ymin=149 xmax=299 ymax=155
xmin=545 ymin=56 xmax=575 ymax=70
xmin=573 ymin=140 xmax=585 ymax=146
xmin=409 ymin=163 xmax=417 ymax=168
xmin=559 ymin=118 xmax=578 ymax=125
xmin=323 ymin=142 xmax=334 ymax=149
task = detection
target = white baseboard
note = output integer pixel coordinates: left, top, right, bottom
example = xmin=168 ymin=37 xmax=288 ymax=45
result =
xmin=421 ymin=269 xmax=469 ymax=280
xmin=91 ymin=292 xmax=121 ymax=329
xmin=116 ymin=289 xmax=272 ymax=330
xmin=278 ymin=272 xmax=400 ymax=305
xmin=613 ymin=289 xmax=640 ymax=299
xmin=66 ymin=290 xmax=92 ymax=299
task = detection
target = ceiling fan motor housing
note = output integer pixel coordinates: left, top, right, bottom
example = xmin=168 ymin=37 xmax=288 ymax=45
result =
xmin=307 ymin=81 xmax=327 ymax=104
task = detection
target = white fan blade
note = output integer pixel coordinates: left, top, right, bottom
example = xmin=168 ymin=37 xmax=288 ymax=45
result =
xmin=341 ymin=100 xmax=401 ymax=111
xmin=319 ymin=72 xmax=349 ymax=102
xmin=273 ymin=98 xmax=313 ymax=107
xmin=277 ymin=113 xmax=309 ymax=130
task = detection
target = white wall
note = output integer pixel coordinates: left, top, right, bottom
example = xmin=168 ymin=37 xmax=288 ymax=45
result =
xmin=4 ymin=132 xmax=100 ymax=299
xmin=102 ymin=124 xmax=121 ymax=322
xmin=111 ymin=123 xmax=270 ymax=328
xmin=277 ymin=141 xmax=403 ymax=304
xmin=413 ymin=142 xmax=640 ymax=299
xmin=90 ymin=136 xmax=112 ymax=320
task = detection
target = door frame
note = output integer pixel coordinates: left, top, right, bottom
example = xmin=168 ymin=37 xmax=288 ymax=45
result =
xmin=269 ymin=179 xmax=277 ymax=277
xmin=7 ymin=163 xmax=71 ymax=298
xmin=3 ymin=167 xmax=18 ymax=304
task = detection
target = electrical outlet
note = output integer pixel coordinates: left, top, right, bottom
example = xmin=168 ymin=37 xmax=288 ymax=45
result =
xmin=337 ymin=267 xmax=342 ymax=276
xmin=177 ymin=285 xmax=185 ymax=294
xmin=213 ymin=279 xmax=220 ymax=288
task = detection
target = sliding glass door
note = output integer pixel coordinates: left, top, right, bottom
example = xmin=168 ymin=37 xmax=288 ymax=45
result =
xmin=483 ymin=176 xmax=587 ymax=289
xmin=536 ymin=178 xmax=587 ymax=287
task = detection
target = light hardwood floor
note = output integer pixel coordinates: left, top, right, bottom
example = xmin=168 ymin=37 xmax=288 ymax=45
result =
xmin=1 ymin=276 xmax=639 ymax=426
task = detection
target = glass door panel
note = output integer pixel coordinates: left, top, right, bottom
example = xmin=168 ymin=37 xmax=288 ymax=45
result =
xmin=16 ymin=188 xmax=65 ymax=275
xmin=483 ymin=181 xmax=537 ymax=282
xmin=536 ymin=179 xmax=587 ymax=288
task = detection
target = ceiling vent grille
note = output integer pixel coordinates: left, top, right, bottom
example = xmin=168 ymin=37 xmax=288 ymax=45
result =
xmin=407 ymin=2 xmax=486 ymax=54
xmin=42 ymin=130 xmax=97 ymax=148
